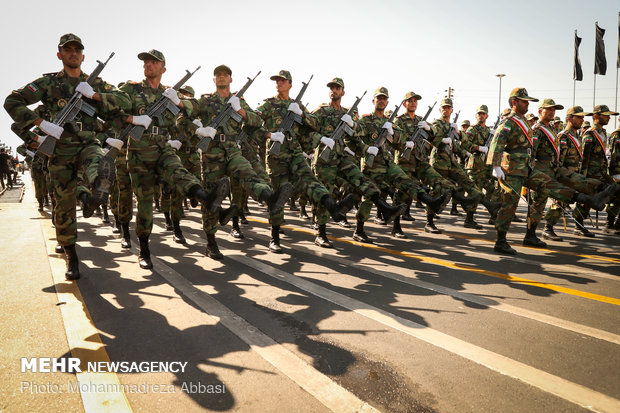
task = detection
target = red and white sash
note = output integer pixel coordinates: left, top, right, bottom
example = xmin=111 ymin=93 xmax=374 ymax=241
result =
xmin=560 ymin=129 xmax=582 ymax=159
xmin=538 ymin=124 xmax=560 ymax=160
xmin=510 ymin=115 xmax=533 ymax=145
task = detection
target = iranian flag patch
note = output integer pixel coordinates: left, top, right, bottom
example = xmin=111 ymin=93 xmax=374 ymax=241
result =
xmin=27 ymin=83 xmax=39 ymax=93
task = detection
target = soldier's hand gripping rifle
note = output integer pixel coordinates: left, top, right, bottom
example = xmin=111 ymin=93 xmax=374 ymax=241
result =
xmin=268 ymin=75 xmax=313 ymax=155
xmin=318 ymin=91 xmax=366 ymax=162
xmin=480 ymin=115 xmax=501 ymax=164
xmin=443 ymin=110 xmax=460 ymax=154
xmin=400 ymin=100 xmax=436 ymax=161
xmin=36 ymin=52 xmax=115 ymax=157
xmin=365 ymin=102 xmax=402 ymax=168
xmin=196 ymin=71 xmax=261 ymax=152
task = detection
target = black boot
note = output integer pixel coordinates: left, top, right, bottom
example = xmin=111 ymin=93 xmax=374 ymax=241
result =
xmin=523 ymin=224 xmax=547 ymax=248
xmin=38 ymin=198 xmax=44 ymax=212
xmin=90 ymin=156 xmax=116 ymax=215
xmin=464 ymin=211 xmax=483 ymax=229
xmin=259 ymin=182 xmax=293 ymax=215
xmin=573 ymin=188 xmax=611 ymax=212
xmin=219 ymin=204 xmax=238 ymax=226
xmin=314 ymin=224 xmax=333 ymax=248
xmin=615 ymin=215 xmax=620 ymax=230
xmin=480 ymin=197 xmax=501 ymax=219
xmin=604 ymin=213 xmax=618 ymax=235
xmin=494 ymin=231 xmax=516 ymax=255
xmin=288 ymin=197 xmax=299 ymax=211
xmin=352 ymin=220 xmax=372 ymax=243
xmin=189 ymin=178 xmax=230 ymax=213
xmin=339 ymin=216 xmax=352 ymax=228
xmin=184 ymin=199 xmax=189 ymax=210
xmin=164 ymin=212 xmax=173 ymax=231
xmin=573 ymin=216 xmax=595 ymax=237
xmin=55 ymin=243 xmax=64 ymax=254
xmin=418 ymin=191 xmax=450 ymax=215
xmin=231 ymin=216 xmax=244 ymax=239
xmin=206 ymin=233 xmax=224 ymax=259
xmin=323 ymin=194 xmax=356 ymax=223
xmin=44 ymin=195 xmax=50 ymax=207
xmin=424 ymin=213 xmax=442 ymax=234
xmin=299 ymin=204 xmax=310 ymax=220
xmin=542 ymin=223 xmax=563 ymax=241
xmin=371 ymin=194 xmax=407 ymax=224
xmin=172 ymin=220 xmax=186 ymax=244
xmin=415 ymin=200 xmax=424 ymax=209
xmin=121 ymin=223 xmax=131 ymax=248
xmin=112 ymin=214 xmax=121 ymax=234
xmin=401 ymin=204 xmax=415 ymax=221
xmin=391 ymin=216 xmax=407 ymax=239
xmin=138 ymin=236 xmax=153 ymax=269
xmin=452 ymin=190 xmax=477 ymax=210
xmin=63 ymin=244 xmax=80 ymax=280
xmin=450 ymin=202 xmax=461 ymax=216
xmin=102 ymin=204 xmax=110 ymax=224
xmin=269 ymin=226 xmax=283 ymax=253
xmin=80 ymin=192 xmax=96 ymax=218
xmin=239 ymin=212 xmax=249 ymax=225
xmin=154 ymin=198 xmax=161 ymax=212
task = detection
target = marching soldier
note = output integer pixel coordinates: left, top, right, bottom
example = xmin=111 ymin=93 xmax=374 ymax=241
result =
xmin=608 ymin=126 xmax=620 ymax=233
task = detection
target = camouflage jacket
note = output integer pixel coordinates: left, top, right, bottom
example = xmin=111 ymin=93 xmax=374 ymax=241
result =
xmin=581 ymin=125 xmax=609 ymax=178
xmin=393 ymin=113 xmax=428 ymax=165
xmin=311 ymin=103 xmax=361 ymax=162
xmin=462 ymin=123 xmax=492 ymax=170
xmin=557 ymin=126 xmax=583 ymax=171
xmin=429 ymin=118 xmax=468 ymax=169
xmin=531 ymin=121 xmax=561 ymax=172
xmin=4 ymin=70 xmax=130 ymax=144
xmin=193 ymin=92 xmax=261 ymax=138
xmin=608 ymin=128 xmax=620 ymax=176
xmin=486 ymin=112 xmax=534 ymax=177
xmin=356 ymin=112 xmax=403 ymax=171
xmin=169 ymin=101 xmax=201 ymax=155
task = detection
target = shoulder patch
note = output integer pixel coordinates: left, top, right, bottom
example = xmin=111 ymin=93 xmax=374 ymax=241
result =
xmin=26 ymin=83 xmax=39 ymax=93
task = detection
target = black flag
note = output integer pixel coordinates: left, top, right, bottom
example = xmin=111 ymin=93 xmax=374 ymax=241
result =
xmin=594 ymin=22 xmax=607 ymax=75
xmin=574 ymin=31 xmax=583 ymax=81
xmin=617 ymin=12 xmax=619 ymax=68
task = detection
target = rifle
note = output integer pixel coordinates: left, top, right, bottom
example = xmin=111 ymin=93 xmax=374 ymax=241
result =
xmin=105 ymin=66 xmax=201 ymax=160
xmin=196 ymin=70 xmax=261 ymax=152
xmin=36 ymin=52 xmax=115 ymax=156
xmin=365 ymin=102 xmax=402 ymax=168
xmin=318 ymin=91 xmax=367 ymax=162
xmin=400 ymin=100 xmax=436 ymax=161
xmin=480 ymin=115 xmax=501 ymax=164
xmin=268 ymin=75 xmax=313 ymax=155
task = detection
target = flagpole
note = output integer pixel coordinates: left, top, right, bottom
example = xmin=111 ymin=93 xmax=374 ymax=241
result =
xmin=573 ymin=79 xmax=576 ymax=106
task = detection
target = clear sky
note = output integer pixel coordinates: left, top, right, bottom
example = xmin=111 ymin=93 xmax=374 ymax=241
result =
xmin=0 ymin=0 xmax=618 ymax=155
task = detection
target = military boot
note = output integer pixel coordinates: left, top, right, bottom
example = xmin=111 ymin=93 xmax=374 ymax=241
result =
xmin=573 ymin=216 xmax=595 ymax=237
xmin=523 ymin=224 xmax=547 ymax=248
xmin=352 ymin=220 xmax=372 ymax=243
xmin=480 ymin=197 xmax=501 ymax=219
xmin=205 ymin=233 xmax=223 ymax=259
xmin=269 ymin=225 xmax=283 ymax=253
xmin=573 ymin=187 xmax=611 ymax=212
xmin=88 ymin=156 xmax=116 ymax=217
xmin=494 ymin=231 xmax=516 ymax=255
xmin=219 ymin=204 xmax=238 ymax=226
xmin=189 ymin=178 xmax=230 ymax=213
xmin=80 ymin=192 xmax=97 ymax=219
xmin=424 ymin=213 xmax=442 ymax=234
xmin=154 ymin=198 xmax=161 ymax=212
xmin=184 ymin=199 xmax=189 ymax=210
xmin=112 ymin=214 xmax=121 ymax=234
xmin=452 ymin=190 xmax=477 ymax=210
xmin=37 ymin=198 xmax=44 ymax=212
xmin=542 ymin=223 xmax=563 ymax=241
xmin=314 ymin=224 xmax=333 ymax=248
xmin=450 ymin=202 xmax=460 ymax=216
xmin=288 ymin=197 xmax=299 ymax=211
xmin=415 ymin=200 xmax=424 ymax=209
xmin=464 ymin=211 xmax=483 ymax=229
xmin=604 ymin=214 xmax=618 ymax=235
xmin=101 ymin=204 xmax=110 ymax=224
xmin=163 ymin=212 xmax=173 ymax=231
xmin=371 ymin=194 xmax=407 ymax=224
xmin=55 ymin=244 xmax=64 ymax=254
xmin=44 ymin=195 xmax=50 ymax=207
xmin=418 ymin=190 xmax=450 ymax=215
xmin=239 ymin=212 xmax=249 ymax=225
xmin=259 ymin=182 xmax=293 ymax=215
xmin=323 ymin=194 xmax=356 ymax=223
xmin=172 ymin=220 xmax=186 ymax=244
xmin=231 ymin=216 xmax=244 ymax=239
xmin=138 ymin=236 xmax=153 ymax=269
xmin=121 ymin=223 xmax=131 ymax=248
xmin=614 ymin=214 xmax=620 ymax=231
xmin=400 ymin=204 xmax=415 ymax=221
xmin=63 ymin=244 xmax=80 ymax=280
xmin=391 ymin=216 xmax=407 ymax=239
xmin=299 ymin=204 xmax=310 ymax=220
xmin=339 ymin=216 xmax=352 ymax=228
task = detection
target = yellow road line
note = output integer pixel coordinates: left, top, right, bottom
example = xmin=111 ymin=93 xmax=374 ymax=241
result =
xmin=248 ymin=217 xmax=620 ymax=306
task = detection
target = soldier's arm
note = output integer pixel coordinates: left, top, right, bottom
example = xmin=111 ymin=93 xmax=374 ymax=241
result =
xmin=486 ymin=119 xmax=511 ymax=167
xmin=429 ymin=120 xmax=447 ymax=147
xmin=609 ymin=132 xmax=620 ymax=176
xmin=240 ymin=97 xmax=261 ymax=128
xmin=581 ymin=132 xmax=593 ymax=176
xmin=4 ymin=77 xmax=48 ymax=129
xmin=558 ymin=135 xmax=568 ymax=166
xmin=91 ymin=78 xmax=132 ymax=120
xmin=301 ymin=104 xmax=320 ymax=131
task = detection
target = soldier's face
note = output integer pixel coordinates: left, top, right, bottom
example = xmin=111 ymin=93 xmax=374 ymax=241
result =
xmin=373 ymin=96 xmax=388 ymax=110
xmin=214 ymin=72 xmax=232 ymax=89
xmin=476 ymin=112 xmax=488 ymax=123
xmin=276 ymin=78 xmax=292 ymax=94
xmin=404 ymin=98 xmax=418 ymax=112
xmin=57 ymin=44 xmax=84 ymax=69
xmin=143 ymin=59 xmax=166 ymax=78
xmin=439 ymin=106 xmax=453 ymax=119
xmin=567 ymin=115 xmax=584 ymax=129
xmin=329 ymin=85 xmax=344 ymax=101
xmin=595 ymin=114 xmax=610 ymax=126
xmin=513 ymin=99 xmax=529 ymax=116
xmin=539 ymin=108 xmax=555 ymax=123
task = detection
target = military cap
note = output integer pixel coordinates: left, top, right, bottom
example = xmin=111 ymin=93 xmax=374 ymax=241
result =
xmin=440 ymin=98 xmax=453 ymax=107
xmin=373 ymin=87 xmax=389 ymax=98
xmin=403 ymin=91 xmax=422 ymax=101
xmin=566 ymin=106 xmax=591 ymax=116
xmin=213 ymin=64 xmax=232 ymax=76
xmin=58 ymin=33 xmax=84 ymax=49
xmin=502 ymin=108 xmax=512 ymax=117
xmin=590 ymin=104 xmax=619 ymax=116
xmin=538 ymin=98 xmax=563 ymax=110
xmin=525 ymin=113 xmax=538 ymax=121
xmin=270 ymin=70 xmax=292 ymax=81
xmin=509 ymin=87 xmax=539 ymax=102
xmin=461 ymin=120 xmax=470 ymax=126
xmin=179 ymin=85 xmax=195 ymax=97
xmin=476 ymin=105 xmax=488 ymax=114
xmin=138 ymin=49 xmax=165 ymax=63
xmin=582 ymin=120 xmax=591 ymax=128
xmin=327 ymin=77 xmax=345 ymax=88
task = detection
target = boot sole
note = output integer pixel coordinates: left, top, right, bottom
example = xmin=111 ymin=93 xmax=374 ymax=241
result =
xmin=209 ymin=178 xmax=230 ymax=214
xmin=269 ymin=183 xmax=294 ymax=215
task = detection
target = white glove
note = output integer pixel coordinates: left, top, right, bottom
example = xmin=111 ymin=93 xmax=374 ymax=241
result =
xmin=451 ymin=123 xmax=459 ymax=131
xmin=270 ymin=131 xmax=285 ymax=144
xmin=405 ymin=141 xmax=414 ymax=149
xmin=196 ymin=126 xmax=216 ymax=138
xmin=366 ymin=146 xmax=379 ymax=156
xmin=466 ymin=151 xmax=472 ymax=157
xmin=489 ymin=128 xmax=496 ymax=135
xmin=478 ymin=145 xmax=488 ymax=153
xmin=163 ymin=88 xmax=181 ymax=106
xmin=105 ymin=137 xmax=123 ymax=150
xmin=76 ymin=82 xmax=96 ymax=98
xmin=492 ymin=166 xmax=505 ymax=180
xmin=192 ymin=118 xmax=203 ymax=128
xmin=613 ymin=174 xmax=620 ymax=182
xmin=344 ymin=146 xmax=355 ymax=156
xmin=417 ymin=120 xmax=430 ymax=131
xmin=320 ymin=136 xmax=335 ymax=149
xmin=168 ymin=139 xmax=182 ymax=150
xmin=39 ymin=120 xmax=64 ymax=139
xmin=442 ymin=137 xmax=452 ymax=144
xmin=36 ymin=135 xmax=46 ymax=144
xmin=26 ymin=150 xmax=35 ymax=158
xmin=382 ymin=122 xmax=394 ymax=135
xmin=303 ymin=152 xmax=314 ymax=161
xmin=228 ymin=96 xmax=241 ymax=112
xmin=131 ymin=115 xmax=152 ymax=128
xmin=341 ymin=114 xmax=354 ymax=128
xmin=288 ymin=102 xmax=302 ymax=116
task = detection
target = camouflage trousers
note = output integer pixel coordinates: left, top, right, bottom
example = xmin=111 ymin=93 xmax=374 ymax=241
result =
xmin=109 ymin=150 xmax=133 ymax=224
xmin=165 ymin=150 xmax=201 ymax=222
xmin=495 ymin=168 xmax=575 ymax=232
xmin=395 ymin=158 xmax=456 ymax=212
xmin=267 ymin=148 xmax=330 ymax=227
xmin=467 ymin=165 xmax=501 ymax=208
xmin=127 ymin=138 xmax=201 ymax=238
xmin=48 ymin=139 xmax=105 ymax=246
xmin=432 ymin=162 xmax=482 ymax=212
xmin=31 ymin=158 xmax=49 ymax=201
xmin=202 ymin=141 xmax=271 ymax=235
xmin=313 ymin=153 xmax=380 ymax=225
xmin=574 ymin=173 xmax=620 ymax=221
xmin=231 ymin=140 xmax=270 ymax=215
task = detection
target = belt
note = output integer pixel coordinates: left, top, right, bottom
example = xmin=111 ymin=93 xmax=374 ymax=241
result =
xmin=145 ymin=126 xmax=168 ymax=136
xmin=69 ymin=121 xmax=95 ymax=132
xmin=214 ymin=133 xmax=240 ymax=142
xmin=507 ymin=147 xmax=531 ymax=155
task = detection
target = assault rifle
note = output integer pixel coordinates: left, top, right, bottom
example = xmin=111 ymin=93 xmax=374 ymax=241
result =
xmin=365 ymin=102 xmax=402 ymax=168
xmin=318 ymin=91 xmax=366 ymax=161
xmin=268 ymin=75 xmax=313 ymax=155
xmin=400 ymin=100 xmax=436 ymax=161
xmin=481 ymin=115 xmax=501 ymax=163
xmin=196 ymin=71 xmax=261 ymax=152
xmin=36 ymin=52 xmax=115 ymax=156
xmin=443 ymin=110 xmax=460 ymax=154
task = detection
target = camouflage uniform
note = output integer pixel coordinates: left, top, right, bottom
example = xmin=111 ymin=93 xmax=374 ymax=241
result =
xmin=461 ymin=122 xmax=499 ymax=203
xmin=608 ymin=128 xmax=620 ymax=228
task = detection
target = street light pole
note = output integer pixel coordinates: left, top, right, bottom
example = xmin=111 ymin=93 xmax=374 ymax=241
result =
xmin=496 ymin=74 xmax=506 ymax=118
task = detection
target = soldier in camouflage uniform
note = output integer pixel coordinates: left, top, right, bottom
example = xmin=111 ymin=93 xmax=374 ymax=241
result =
xmin=312 ymin=78 xmax=405 ymax=247
xmin=460 ymin=120 xmax=471 ymax=134
xmin=257 ymin=70 xmax=354 ymax=252
xmin=4 ymin=33 xmax=130 ymax=280
xmin=120 ymin=50 xmax=225 ymax=269
xmin=525 ymin=113 xmax=538 ymax=127
xmin=486 ymin=88 xmax=606 ymax=255
xmin=189 ymin=64 xmax=292 ymax=259
xmin=429 ymin=98 xmax=500 ymax=229
xmin=608 ymin=126 xmax=620 ymax=233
